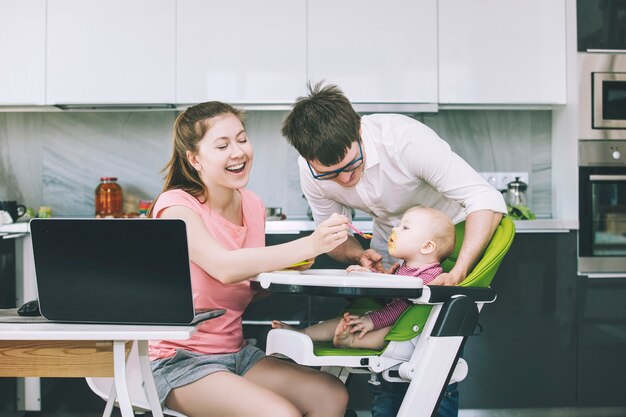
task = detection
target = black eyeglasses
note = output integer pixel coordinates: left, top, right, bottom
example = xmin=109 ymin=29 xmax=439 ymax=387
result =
xmin=307 ymin=140 xmax=364 ymax=181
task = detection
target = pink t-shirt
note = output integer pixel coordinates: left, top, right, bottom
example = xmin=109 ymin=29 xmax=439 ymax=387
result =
xmin=148 ymin=188 xmax=265 ymax=360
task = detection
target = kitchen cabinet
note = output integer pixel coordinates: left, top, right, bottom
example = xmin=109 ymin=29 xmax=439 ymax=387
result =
xmin=461 ymin=232 xmax=578 ymax=408
xmin=438 ymin=0 xmax=567 ymax=105
xmin=577 ymin=0 xmax=626 ymax=52
xmin=307 ymin=0 xmax=438 ymax=104
xmin=176 ymin=0 xmax=307 ymax=104
xmin=577 ymin=278 xmax=626 ymax=406
xmin=46 ymin=0 xmax=175 ymax=105
xmin=0 ymin=0 xmax=46 ymax=105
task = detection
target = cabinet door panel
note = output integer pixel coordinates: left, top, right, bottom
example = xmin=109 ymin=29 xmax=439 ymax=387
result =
xmin=439 ymin=0 xmax=566 ymax=104
xmin=0 ymin=0 xmax=45 ymax=105
xmin=47 ymin=0 xmax=175 ymax=104
xmin=578 ymin=278 xmax=626 ymax=406
xmin=462 ymin=233 xmax=577 ymax=408
xmin=177 ymin=0 xmax=306 ymax=104
xmin=308 ymin=0 xmax=437 ymax=103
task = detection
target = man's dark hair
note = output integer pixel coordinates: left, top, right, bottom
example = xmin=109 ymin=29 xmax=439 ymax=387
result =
xmin=282 ymin=81 xmax=361 ymax=165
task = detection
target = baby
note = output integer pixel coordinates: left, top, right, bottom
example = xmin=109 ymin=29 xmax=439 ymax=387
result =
xmin=272 ymin=206 xmax=456 ymax=350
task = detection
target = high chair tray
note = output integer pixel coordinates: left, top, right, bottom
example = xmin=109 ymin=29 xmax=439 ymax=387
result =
xmin=250 ymin=269 xmax=423 ymax=298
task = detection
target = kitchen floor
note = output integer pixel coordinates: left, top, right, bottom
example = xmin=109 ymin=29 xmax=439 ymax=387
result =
xmin=3 ymin=409 xmax=626 ymax=417
xmin=2 ymin=379 xmax=625 ymax=417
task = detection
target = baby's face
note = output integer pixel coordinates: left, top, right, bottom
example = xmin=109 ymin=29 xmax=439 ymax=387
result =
xmin=388 ymin=209 xmax=432 ymax=260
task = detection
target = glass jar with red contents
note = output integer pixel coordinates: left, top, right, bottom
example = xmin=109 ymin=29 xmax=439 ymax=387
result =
xmin=95 ymin=177 xmax=123 ymax=217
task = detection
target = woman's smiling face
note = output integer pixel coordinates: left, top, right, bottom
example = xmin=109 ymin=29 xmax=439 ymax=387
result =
xmin=190 ymin=113 xmax=253 ymax=190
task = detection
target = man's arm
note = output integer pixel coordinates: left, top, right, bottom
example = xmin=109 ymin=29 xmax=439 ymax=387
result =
xmin=327 ymin=235 xmax=367 ymax=264
xmin=429 ymin=209 xmax=503 ymax=286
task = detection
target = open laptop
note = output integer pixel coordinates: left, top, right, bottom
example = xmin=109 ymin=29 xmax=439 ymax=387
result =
xmin=29 ymin=218 xmax=224 ymax=326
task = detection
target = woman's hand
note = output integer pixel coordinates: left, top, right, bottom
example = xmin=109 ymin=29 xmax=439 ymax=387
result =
xmin=310 ymin=213 xmax=349 ymax=253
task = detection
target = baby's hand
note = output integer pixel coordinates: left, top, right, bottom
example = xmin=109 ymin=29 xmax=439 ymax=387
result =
xmin=343 ymin=312 xmax=374 ymax=338
xmin=384 ymin=263 xmax=401 ymax=274
xmin=346 ymin=265 xmax=370 ymax=273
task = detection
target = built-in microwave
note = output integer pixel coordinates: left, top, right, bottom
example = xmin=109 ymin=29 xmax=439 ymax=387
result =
xmin=579 ymin=53 xmax=626 ymax=140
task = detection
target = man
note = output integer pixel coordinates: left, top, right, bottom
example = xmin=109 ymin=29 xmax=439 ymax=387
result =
xmin=282 ymin=82 xmax=507 ymax=417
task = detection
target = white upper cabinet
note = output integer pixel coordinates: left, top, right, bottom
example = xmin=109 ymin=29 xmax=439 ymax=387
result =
xmin=439 ymin=0 xmax=567 ymax=105
xmin=308 ymin=0 xmax=438 ymax=104
xmin=0 ymin=0 xmax=46 ymax=105
xmin=177 ymin=0 xmax=307 ymax=104
xmin=46 ymin=0 xmax=176 ymax=104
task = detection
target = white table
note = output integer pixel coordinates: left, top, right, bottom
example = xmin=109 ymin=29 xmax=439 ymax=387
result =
xmin=0 ymin=322 xmax=196 ymax=417
xmin=252 ymin=269 xmax=424 ymax=298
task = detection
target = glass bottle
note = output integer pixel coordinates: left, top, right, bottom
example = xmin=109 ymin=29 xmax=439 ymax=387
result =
xmin=95 ymin=177 xmax=123 ymax=217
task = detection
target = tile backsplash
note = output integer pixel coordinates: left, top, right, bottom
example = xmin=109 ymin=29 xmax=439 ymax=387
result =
xmin=0 ymin=109 xmax=551 ymax=218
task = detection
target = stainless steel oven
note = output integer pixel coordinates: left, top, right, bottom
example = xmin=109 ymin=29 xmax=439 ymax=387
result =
xmin=579 ymin=53 xmax=626 ymax=140
xmin=579 ymin=140 xmax=626 ymax=275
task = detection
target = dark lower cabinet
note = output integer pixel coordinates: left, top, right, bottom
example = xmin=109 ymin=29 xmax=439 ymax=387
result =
xmin=0 ymin=238 xmax=15 ymax=308
xmin=461 ymin=232 xmax=578 ymax=409
xmin=577 ymin=278 xmax=626 ymax=406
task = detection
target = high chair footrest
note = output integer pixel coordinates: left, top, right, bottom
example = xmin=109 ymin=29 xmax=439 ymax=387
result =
xmin=266 ymin=329 xmax=382 ymax=368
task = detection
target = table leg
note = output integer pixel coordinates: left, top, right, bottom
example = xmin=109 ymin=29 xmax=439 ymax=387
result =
xmin=113 ymin=341 xmax=134 ymax=417
xmin=15 ymin=235 xmax=40 ymax=412
xmin=102 ymin=383 xmax=116 ymax=417
xmin=137 ymin=340 xmax=164 ymax=417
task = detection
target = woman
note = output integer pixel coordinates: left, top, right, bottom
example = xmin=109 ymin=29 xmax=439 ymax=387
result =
xmin=149 ymin=102 xmax=349 ymax=417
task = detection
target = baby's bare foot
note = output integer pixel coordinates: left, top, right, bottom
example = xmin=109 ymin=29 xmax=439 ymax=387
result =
xmin=333 ymin=318 xmax=354 ymax=348
xmin=271 ymin=320 xmax=299 ymax=331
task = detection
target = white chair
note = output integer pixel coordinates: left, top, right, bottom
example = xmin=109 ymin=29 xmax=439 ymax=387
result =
xmin=86 ymin=341 xmax=186 ymax=417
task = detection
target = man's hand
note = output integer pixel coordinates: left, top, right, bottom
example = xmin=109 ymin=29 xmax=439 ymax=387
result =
xmin=359 ymin=249 xmax=384 ymax=272
xmin=429 ymin=269 xmax=465 ymax=286
xmin=343 ymin=312 xmax=375 ymax=339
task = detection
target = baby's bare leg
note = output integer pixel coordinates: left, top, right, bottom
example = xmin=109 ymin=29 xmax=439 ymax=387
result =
xmin=302 ymin=317 xmax=342 ymax=342
xmin=272 ymin=318 xmax=342 ymax=342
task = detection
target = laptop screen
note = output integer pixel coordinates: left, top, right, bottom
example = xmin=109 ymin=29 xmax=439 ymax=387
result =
xmin=30 ymin=218 xmax=197 ymax=325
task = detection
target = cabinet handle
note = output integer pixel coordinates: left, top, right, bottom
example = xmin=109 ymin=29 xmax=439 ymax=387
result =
xmin=586 ymin=49 xmax=626 ymax=54
xmin=589 ymin=175 xmax=626 ymax=181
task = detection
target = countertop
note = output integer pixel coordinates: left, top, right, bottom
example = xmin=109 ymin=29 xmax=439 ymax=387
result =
xmin=0 ymin=218 xmax=579 ymax=236
xmin=265 ymin=218 xmax=579 ymax=234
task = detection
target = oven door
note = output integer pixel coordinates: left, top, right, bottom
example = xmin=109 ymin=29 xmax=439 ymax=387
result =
xmin=593 ymin=72 xmax=626 ymax=130
xmin=579 ymin=167 xmax=626 ymax=274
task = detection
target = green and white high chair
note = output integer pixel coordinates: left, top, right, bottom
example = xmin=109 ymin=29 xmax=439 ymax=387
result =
xmin=261 ymin=216 xmax=515 ymax=417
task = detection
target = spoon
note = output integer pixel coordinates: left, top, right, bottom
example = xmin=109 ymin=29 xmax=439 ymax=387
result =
xmin=348 ymin=223 xmax=372 ymax=239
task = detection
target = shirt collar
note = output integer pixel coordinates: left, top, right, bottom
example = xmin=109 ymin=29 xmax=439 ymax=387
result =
xmin=360 ymin=119 xmax=380 ymax=169
xmin=399 ymin=262 xmax=441 ymax=275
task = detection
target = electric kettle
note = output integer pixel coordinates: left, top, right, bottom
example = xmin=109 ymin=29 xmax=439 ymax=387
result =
xmin=503 ymin=177 xmax=528 ymax=207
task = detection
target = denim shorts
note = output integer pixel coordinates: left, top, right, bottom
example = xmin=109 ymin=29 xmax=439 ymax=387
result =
xmin=150 ymin=344 xmax=266 ymax=405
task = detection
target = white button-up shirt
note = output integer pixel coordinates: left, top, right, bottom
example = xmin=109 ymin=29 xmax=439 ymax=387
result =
xmin=299 ymin=113 xmax=507 ymax=263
